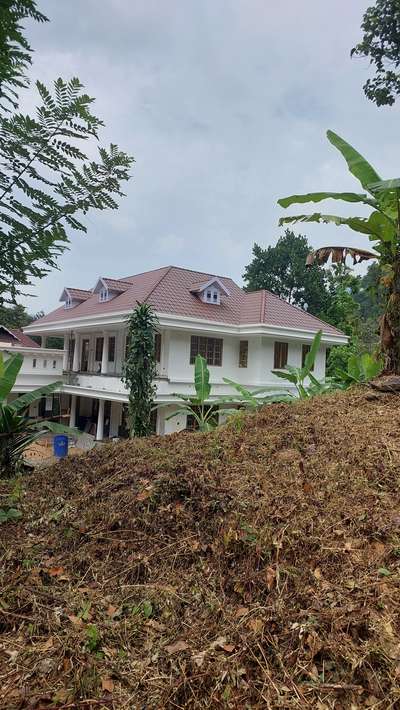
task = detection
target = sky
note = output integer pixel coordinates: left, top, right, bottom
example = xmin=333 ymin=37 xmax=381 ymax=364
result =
xmin=21 ymin=0 xmax=399 ymax=313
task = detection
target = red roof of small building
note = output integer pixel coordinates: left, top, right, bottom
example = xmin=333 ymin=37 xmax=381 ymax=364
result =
xmin=28 ymin=266 xmax=344 ymax=336
xmin=0 ymin=327 xmax=40 ymax=348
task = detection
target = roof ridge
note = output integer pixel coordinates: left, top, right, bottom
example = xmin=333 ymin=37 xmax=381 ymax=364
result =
xmin=142 ymin=266 xmax=174 ymax=304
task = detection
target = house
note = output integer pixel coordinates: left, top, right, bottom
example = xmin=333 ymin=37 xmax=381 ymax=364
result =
xmin=0 ymin=326 xmax=65 ymax=419
xmin=23 ymin=266 xmax=347 ymax=438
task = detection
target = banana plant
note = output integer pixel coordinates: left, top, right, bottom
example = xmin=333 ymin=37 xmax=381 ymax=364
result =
xmin=221 ymin=379 xmax=291 ymax=409
xmin=278 ymin=130 xmax=400 ymax=374
xmin=164 ymin=354 xmax=234 ymax=432
xmin=271 ymin=330 xmax=330 ymax=399
xmin=333 ymin=352 xmax=383 ymax=389
xmin=0 ymin=351 xmax=75 ymax=478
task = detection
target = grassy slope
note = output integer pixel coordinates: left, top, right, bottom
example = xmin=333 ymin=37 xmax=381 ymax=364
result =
xmin=1 ymin=389 xmax=400 ymax=708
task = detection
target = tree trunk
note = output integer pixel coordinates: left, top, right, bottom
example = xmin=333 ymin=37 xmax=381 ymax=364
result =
xmin=381 ymin=254 xmax=400 ymax=374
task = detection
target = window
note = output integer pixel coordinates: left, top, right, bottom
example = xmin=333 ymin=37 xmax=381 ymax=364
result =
xmin=274 ymin=342 xmax=288 ymax=369
xmin=203 ymin=287 xmax=220 ymax=305
xmin=68 ymin=339 xmax=75 ymax=370
xmin=52 ymin=360 xmax=57 ymax=369
xmin=154 ymin=332 xmax=161 ymax=363
xmin=325 ymin=347 xmax=331 ymax=368
xmin=239 ymin=340 xmax=248 ymax=368
xmin=65 ymin=296 xmax=72 ymax=309
xmin=95 ymin=337 xmax=104 ymax=361
xmin=302 ymin=344 xmax=314 ymax=370
xmin=43 ymin=359 xmax=47 ymax=368
xmin=99 ymin=287 xmax=109 ymax=302
xmin=108 ymin=336 xmax=115 ymax=362
xmin=32 ymin=358 xmax=37 ymax=368
xmin=190 ymin=335 xmax=223 ymax=366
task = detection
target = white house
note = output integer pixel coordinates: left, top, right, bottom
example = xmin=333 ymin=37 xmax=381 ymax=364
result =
xmin=0 ymin=326 xmax=64 ymax=419
xmin=23 ymin=265 xmax=347 ymax=438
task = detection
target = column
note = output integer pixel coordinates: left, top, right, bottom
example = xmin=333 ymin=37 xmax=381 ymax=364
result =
xmin=101 ymin=332 xmax=109 ymax=375
xmin=69 ymin=394 xmax=77 ymax=428
xmin=72 ymin=334 xmax=80 ymax=372
xmin=63 ymin=332 xmax=70 ymax=371
xmin=96 ymin=399 xmax=105 ymax=441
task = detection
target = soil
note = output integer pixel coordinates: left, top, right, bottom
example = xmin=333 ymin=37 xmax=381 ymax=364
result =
xmin=1 ymin=388 xmax=400 ymax=709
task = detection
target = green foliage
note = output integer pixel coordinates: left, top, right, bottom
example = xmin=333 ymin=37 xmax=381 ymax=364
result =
xmin=122 ymin=304 xmax=159 ymax=437
xmin=0 ymin=350 xmax=75 ymax=477
xmin=0 ymin=0 xmax=47 ymax=111
xmin=0 ymin=77 xmax=133 ymax=303
xmin=272 ymin=330 xmax=330 ymax=399
xmin=333 ymin=353 xmax=383 ymax=388
xmin=352 ymin=0 xmax=400 ymax=106
xmin=221 ymin=379 xmax=290 ymax=410
xmin=0 ymin=506 xmax=21 ymax=523
xmin=278 ymin=129 xmax=400 ymax=372
xmin=243 ymin=230 xmax=329 ymax=317
xmin=85 ymin=624 xmax=101 ymax=652
xmin=165 ymin=355 xmax=225 ymax=432
xmin=0 ymin=303 xmax=31 ymax=329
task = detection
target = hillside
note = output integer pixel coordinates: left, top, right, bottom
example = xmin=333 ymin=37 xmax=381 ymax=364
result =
xmin=1 ymin=389 xmax=400 ymax=708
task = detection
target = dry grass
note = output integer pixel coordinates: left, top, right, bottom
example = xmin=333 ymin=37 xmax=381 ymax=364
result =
xmin=1 ymin=388 xmax=400 ymax=708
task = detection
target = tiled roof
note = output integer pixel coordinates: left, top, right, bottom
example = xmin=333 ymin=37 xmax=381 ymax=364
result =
xmin=65 ymin=288 xmax=92 ymax=301
xmin=0 ymin=327 xmax=40 ymax=348
xmin=102 ymin=278 xmax=131 ymax=292
xmin=27 ymin=266 xmax=344 ymax=336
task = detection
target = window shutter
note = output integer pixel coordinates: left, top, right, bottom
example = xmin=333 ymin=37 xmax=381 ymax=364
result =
xmin=274 ymin=342 xmax=288 ymax=369
xmin=155 ymin=332 xmax=161 ymax=363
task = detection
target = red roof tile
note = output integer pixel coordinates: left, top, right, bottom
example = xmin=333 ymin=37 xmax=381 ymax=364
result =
xmin=27 ymin=266 xmax=344 ymax=337
xmin=0 ymin=327 xmax=40 ymax=348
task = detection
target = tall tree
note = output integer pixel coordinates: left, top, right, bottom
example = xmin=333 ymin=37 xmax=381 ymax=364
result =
xmin=0 ymin=2 xmax=134 ymax=304
xmin=122 ymin=304 xmax=159 ymax=438
xmin=278 ymin=129 xmax=400 ymax=373
xmin=243 ymin=230 xmax=329 ymax=317
xmin=352 ymin=0 xmax=400 ymax=106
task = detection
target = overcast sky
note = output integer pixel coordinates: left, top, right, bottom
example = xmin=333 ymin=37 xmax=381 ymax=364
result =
xmin=21 ymin=0 xmax=399 ymax=313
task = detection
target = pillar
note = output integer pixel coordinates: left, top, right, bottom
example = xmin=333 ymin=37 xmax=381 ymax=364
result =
xmin=69 ymin=395 xmax=77 ymax=428
xmin=96 ymin=399 xmax=105 ymax=441
xmin=63 ymin=332 xmax=70 ymax=371
xmin=72 ymin=334 xmax=80 ymax=372
xmin=101 ymin=332 xmax=109 ymax=375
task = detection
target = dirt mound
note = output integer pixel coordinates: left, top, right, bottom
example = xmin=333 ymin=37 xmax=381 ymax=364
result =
xmin=1 ymin=389 xmax=400 ymax=708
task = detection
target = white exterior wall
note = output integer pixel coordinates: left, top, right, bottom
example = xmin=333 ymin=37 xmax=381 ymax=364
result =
xmin=1 ymin=345 xmax=64 ymax=393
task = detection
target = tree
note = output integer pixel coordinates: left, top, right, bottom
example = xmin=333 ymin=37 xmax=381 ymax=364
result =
xmin=122 ymin=304 xmax=159 ymax=437
xmin=0 ymin=303 xmax=31 ymax=330
xmin=0 ymin=350 xmax=74 ymax=477
xmin=278 ymin=129 xmax=400 ymax=373
xmin=0 ymin=2 xmax=134 ymax=304
xmin=352 ymin=0 xmax=400 ymax=106
xmin=243 ymin=230 xmax=329 ymax=317
xmin=0 ymin=0 xmax=47 ymax=110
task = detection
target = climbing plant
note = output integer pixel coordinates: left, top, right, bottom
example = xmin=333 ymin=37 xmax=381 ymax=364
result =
xmin=122 ymin=303 xmax=159 ymax=437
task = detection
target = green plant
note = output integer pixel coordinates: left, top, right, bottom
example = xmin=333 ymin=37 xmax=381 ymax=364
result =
xmin=278 ymin=130 xmax=400 ymax=374
xmin=221 ymin=379 xmax=290 ymax=410
xmin=122 ymin=304 xmax=159 ymax=437
xmin=333 ymin=352 xmax=383 ymax=388
xmin=85 ymin=624 xmax=101 ymax=653
xmin=271 ymin=330 xmax=330 ymax=399
xmin=0 ymin=507 xmax=21 ymax=523
xmin=0 ymin=351 xmax=75 ymax=477
xmin=165 ymin=355 xmax=230 ymax=432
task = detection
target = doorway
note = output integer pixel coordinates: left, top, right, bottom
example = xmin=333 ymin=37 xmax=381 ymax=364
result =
xmin=81 ymin=339 xmax=90 ymax=372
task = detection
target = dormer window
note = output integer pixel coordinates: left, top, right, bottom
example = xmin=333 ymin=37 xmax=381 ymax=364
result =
xmin=65 ymin=296 xmax=72 ymax=309
xmin=190 ymin=277 xmax=230 ymax=305
xmin=99 ymin=287 xmax=109 ymax=303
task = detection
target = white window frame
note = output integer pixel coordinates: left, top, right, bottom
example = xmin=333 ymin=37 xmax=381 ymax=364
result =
xmin=99 ymin=287 xmax=109 ymax=303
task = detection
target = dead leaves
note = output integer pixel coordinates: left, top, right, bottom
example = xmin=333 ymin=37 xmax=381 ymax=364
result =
xmin=101 ymin=677 xmax=114 ymax=693
xmin=165 ymin=639 xmax=189 ymax=654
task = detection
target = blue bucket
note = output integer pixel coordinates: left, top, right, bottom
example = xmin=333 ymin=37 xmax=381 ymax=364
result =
xmin=53 ymin=434 xmax=68 ymax=458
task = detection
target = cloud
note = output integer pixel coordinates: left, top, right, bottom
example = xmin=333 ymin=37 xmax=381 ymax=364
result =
xmin=18 ymin=0 xmax=399 ymax=312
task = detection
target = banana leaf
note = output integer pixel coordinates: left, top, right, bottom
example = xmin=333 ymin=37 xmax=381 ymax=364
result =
xmin=0 ymin=352 xmax=23 ymax=401
xmin=278 ymin=192 xmax=376 ymax=208
xmin=326 ymin=130 xmax=381 ymax=194
xmin=194 ymin=355 xmax=211 ymax=401
xmin=8 ymin=381 xmax=63 ymax=413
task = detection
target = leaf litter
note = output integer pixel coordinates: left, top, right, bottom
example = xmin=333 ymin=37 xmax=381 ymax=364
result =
xmin=1 ymin=388 xmax=400 ymax=707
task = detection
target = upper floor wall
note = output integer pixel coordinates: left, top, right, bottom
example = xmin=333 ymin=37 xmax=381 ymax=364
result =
xmin=0 ymin=345 xmax=64 ymax=392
